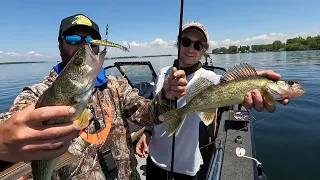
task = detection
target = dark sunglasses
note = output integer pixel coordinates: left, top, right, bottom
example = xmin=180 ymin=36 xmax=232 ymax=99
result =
xmin=180 ymin=37 xmax=205 ymax=51
xmin=62 ymin=35 xmax=98 ymax=47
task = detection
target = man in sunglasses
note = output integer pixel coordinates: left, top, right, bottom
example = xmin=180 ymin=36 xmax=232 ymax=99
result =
xmin=136 ymin=21 xmax=290 ymax=180
xmin=0 ymin=13 xmax=188 ymax=180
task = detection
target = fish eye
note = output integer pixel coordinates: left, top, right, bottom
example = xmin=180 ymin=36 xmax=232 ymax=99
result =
xmin=288 ymin=80 xmax=294 ymax=85
xmin=74 ymin=57 xmax=83 ymax=65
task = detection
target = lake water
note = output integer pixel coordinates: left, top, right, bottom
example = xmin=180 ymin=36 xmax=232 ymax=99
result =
xmin=0 ymin=51 xmax=319 ymax=180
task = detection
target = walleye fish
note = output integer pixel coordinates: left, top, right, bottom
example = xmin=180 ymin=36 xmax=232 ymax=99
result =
xmin=159 ymin=63 xmax=306 ymax=136
xmin=30 ymin=43 xmax=107 ymax=180
xmin=90 ymin=39 xmax=130 ymax=52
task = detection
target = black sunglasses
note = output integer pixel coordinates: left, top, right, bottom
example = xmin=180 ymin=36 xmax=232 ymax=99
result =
xmin=180 ymin=37 xmax=206 ymax=51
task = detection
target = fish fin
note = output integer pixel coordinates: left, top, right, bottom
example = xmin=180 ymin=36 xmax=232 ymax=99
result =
xmin=220 ymin=63 xmax=258 ymax=83
xmin=72 ymin=109 xmax=90 ymax=130
xmin=158 ymin=109 xmax=184 ymax=137
xmin=266 ymin=86 xmax=283 ymax=101
xmin=262 ymin=88 xmax=276 ymax=107
xmin=186 ymin=77 xmax=214 ymax=103
xmin=198 ymin=108 xmax=217 ymax=126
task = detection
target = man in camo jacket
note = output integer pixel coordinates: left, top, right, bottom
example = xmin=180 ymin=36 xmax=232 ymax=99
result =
xmin=0 ymin=13 xmax=187 ymax=180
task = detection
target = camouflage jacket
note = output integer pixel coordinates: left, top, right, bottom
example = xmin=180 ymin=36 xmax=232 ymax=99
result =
xmin=0 ymin=68 xmax=174 ymax=180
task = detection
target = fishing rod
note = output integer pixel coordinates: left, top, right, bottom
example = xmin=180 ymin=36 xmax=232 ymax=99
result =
xmin=105 ymin=24 xmax=109 ymax=40
xmin=169 ymin=0 xmax=184 ymax=179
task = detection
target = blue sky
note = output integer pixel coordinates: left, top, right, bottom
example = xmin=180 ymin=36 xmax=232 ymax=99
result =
xmin=0 ymin=0 xmax=320 ymax=60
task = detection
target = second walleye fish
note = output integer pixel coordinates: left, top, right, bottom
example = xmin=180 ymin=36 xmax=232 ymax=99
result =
xmin=159 ymin=63 xmax=306 ymax=136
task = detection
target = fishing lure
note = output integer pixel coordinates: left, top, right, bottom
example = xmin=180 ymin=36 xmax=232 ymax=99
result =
xmin=90 ymin=39 xmax=130 ymax=52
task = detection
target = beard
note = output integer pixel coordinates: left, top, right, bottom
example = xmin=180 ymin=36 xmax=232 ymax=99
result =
xmin=59 ymin=44 xmax=73 ymax=67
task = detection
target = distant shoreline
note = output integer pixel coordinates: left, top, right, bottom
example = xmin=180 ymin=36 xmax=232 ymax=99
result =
xmin=0 ymin=61 xmax=48 ymax=65
xmin=212 ymin=35 xmax=320 ymax=54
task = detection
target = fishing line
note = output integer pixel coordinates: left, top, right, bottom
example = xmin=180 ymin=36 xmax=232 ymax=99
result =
xmin=102 ymin=24 xmax=109 ymax=53
xmin=199 ymin=103 xmax=298 ymax=150
xmin=105 ymin=24 xmax=109 ymax=40
xmin=168 ymin=0 xmax=184 ymax=179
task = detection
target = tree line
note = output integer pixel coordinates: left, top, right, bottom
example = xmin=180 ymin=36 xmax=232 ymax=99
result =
xmin=212 ymin=35 xmax=320 ymax=54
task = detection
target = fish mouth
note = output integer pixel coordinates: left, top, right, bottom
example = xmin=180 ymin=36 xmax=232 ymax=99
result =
xmin=84 ymin=43 xmax=105 ymax=79
xmin=70 ymin=44 xmax=104 ymax=97
xmin=84 ymin=43 xmax=96 ymax=57
xmin=70 ymin=44 xmax=106 ymax=97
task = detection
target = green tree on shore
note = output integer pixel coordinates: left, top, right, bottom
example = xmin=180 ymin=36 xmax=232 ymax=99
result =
xmin=212 ymin=34 xmax=320 ymax=54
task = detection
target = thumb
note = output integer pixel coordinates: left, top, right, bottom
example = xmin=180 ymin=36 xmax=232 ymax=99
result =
xmin=172 ymin=67 xmax=177 ymax=74
xmin=171 ymin=67 xmax=178 ymax=78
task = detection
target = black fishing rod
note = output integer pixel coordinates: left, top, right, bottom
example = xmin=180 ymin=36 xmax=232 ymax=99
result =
xmin=169 ymin=0 xmax=184 ymax=179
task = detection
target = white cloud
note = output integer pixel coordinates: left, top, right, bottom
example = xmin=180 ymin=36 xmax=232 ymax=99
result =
xmin=121 ymin=38 xmax=175 ymax=49
xmin=150 ymin=38 xmax=175 ymax=48
xmin=26 ymin=51 xmax=36 ymax=55
xmin=0 ymin=51 xmax=50 ymax=62
xmin=122 ymin=40 xmax=150 ymax=48
xmin=25 ymin=51 xmax=44 ymax=57
xmin=105 ymin=38 xmax=177 ymax=57
xmin=34 ymin=53 xmax=43 ymax=57
xmin=5 ymin=52 xmax=20 ymax=56
xmin=1 ymin=51 xmax=45 ymax=58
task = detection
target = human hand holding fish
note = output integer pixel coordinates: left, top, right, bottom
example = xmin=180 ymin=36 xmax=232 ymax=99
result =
xmin=0 ymin=103 xmax=79 ymax=163
xmin=243 ymin=69 xmax=289 ymax=113
xmin=163 ymin=67 xmax=188 ymax=100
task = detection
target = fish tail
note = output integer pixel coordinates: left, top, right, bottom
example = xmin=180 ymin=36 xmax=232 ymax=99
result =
xmin=31 ymin=158 xmax=59 ymax=180
xmin=158 ymin=108 xmax=184 ymax=136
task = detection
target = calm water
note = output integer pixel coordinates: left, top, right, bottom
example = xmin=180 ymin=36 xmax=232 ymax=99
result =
xmin=0 ymin=51 xmax=319 ymax=180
